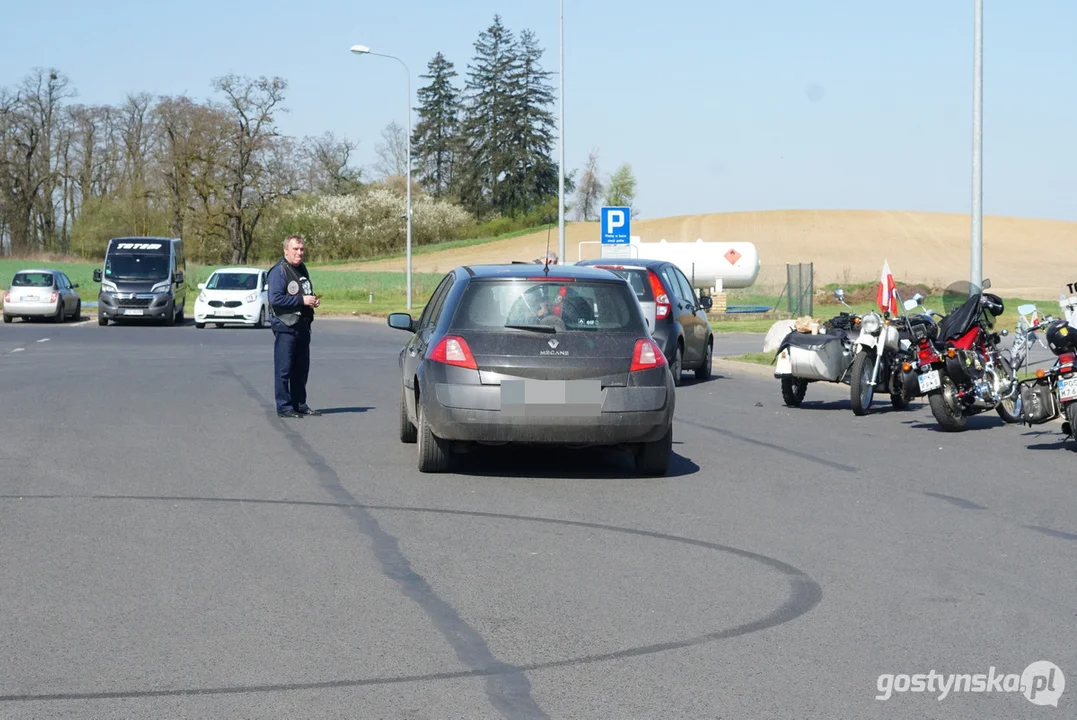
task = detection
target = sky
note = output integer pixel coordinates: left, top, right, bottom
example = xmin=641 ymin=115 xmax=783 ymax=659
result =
xmin=2 ymin=0 xmax=1074 ymax=222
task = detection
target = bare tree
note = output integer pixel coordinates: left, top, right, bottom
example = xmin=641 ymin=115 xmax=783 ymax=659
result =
xmin=212 ymin=74 xmax=288 ymax=263
xmin=571 ymin=148 xmax=603 ymax=221
xmin=373 ymin=120 xmax=408 ymax=180
xmin=299 ymin=131 xmax=362 ymax=195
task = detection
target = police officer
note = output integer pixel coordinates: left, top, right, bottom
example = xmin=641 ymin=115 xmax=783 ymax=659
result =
xmin=268 ymin=234 xmax=321 ymax=418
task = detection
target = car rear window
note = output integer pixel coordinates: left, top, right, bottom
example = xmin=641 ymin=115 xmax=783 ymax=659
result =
xmin=591 ymin=266 xmax=654 ymax=302
xmin=452 ymin=278 xmax=646 ymax=332
xmin=12 ymin=272 xmax=54 ymax=287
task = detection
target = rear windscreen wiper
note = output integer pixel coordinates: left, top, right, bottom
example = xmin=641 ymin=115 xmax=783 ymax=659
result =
xmin=504 ymin=323 xmax=557 ymax=333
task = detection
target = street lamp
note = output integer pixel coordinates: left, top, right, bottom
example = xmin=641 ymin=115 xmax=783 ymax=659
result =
xmin=351 ymin=44 xmax=414 ymax=310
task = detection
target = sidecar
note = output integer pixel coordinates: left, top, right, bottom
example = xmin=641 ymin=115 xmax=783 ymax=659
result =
xmin=774 ymin=328 xmax=858 ymax=407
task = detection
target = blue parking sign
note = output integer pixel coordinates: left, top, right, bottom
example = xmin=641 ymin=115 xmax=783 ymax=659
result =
xmin=601 ymin=207 xmax=631 ymax=244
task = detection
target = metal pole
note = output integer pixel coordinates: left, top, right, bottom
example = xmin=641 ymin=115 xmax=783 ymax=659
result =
xmin=558 ymin=0 xmax=565 ymax=263
xmin=971 ymin=0 xmax=983 ymax=288
xmin=405 ymin=62 xmax=412 ymax=310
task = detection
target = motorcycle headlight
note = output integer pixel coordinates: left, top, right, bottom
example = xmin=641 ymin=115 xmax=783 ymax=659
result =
xmin=245 ymin=292 xmax=259 ymax=304
xmin=860 ymin=313 xmax=881 ymax=335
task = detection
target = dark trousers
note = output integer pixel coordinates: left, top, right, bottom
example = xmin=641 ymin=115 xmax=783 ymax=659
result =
xmin=273 ymin=322 xmax=311 ymax=412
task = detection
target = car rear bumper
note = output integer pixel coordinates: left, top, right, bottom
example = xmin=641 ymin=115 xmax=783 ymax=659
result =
xmin=3 ymin=300 xmax=60 ymax=316
xmin=422 ymin=376 xmax=675 ymax=445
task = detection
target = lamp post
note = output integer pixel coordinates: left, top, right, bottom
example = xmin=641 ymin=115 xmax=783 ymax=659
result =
xmin=351 ymin=44 xmax=413 ymax=310
xmin=970 ymin=0 xmax=983 ymax=289
xmin=558 ymin=0 xmax=565 ymax=264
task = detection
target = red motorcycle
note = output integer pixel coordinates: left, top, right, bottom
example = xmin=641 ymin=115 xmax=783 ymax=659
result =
xmin=912 ymin=279 xmax=1021 ymax=432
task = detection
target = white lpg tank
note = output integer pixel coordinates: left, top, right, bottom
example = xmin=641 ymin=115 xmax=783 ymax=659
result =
xmin=627 ymin=237 xmax=760 ymax=290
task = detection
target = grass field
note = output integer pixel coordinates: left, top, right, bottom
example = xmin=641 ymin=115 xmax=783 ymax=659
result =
xmin=4 ymin=209 xmax=1074 ymax=324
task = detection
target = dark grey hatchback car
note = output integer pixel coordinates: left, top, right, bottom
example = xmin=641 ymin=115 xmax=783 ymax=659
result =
xmin=387 ymin=264 xmax=676 ymax=475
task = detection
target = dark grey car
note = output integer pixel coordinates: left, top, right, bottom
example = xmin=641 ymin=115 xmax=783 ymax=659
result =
xmin=575 ymin=258 xmax=714 ymax=385
xmin=387 ymin=264 xmax=676 ymax=475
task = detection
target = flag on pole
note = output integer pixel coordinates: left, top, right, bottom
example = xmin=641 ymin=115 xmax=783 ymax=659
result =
xmin=876 ymin=260 xmax=897 ymax=315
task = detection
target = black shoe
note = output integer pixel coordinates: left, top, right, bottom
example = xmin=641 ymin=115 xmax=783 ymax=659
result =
xmin=297 ymin=406 xmax=322 ymax=416
xmin=277 ymin=410 xmax=304 ymax=418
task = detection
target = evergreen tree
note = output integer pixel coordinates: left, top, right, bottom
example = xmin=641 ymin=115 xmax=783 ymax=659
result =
xmin=503 ymin=29 xmax=559 ymax=218
xmin=455 ymin=15 xmax=518 ymax=217
xmin=411 ymin=52 xmax=460 ymax=198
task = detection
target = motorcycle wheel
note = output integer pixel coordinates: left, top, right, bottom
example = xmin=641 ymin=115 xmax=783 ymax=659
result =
xmin=781 ymin=376 xmax=807 ymax=407
xmin=850 ymin=350 xmax=875 ymax=416
xmin=1066 ymin=403 xmax=1077 ymax=441
xmin=928 ymin=374 xmax=968 ymax=432
xmin=993 ymin=356 xmax=1021 ymax=424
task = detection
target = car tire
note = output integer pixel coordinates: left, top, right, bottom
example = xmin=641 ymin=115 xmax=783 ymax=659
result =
xmin=74 ymin=299 xmax=81 ymax=321
xmin=670 ymin=344 xmax=683 ymax=386
xmin=2 ymin=314 xmax=11 ymax=324
xmin=417 ymin=402 xmax=451 ymax=473
xmin=256 ymin=307 xmax=266 ymax=328
xmin=635 ymin=425 xmax=672 ymax=476
xmin=694 ymin=339 xmax=713 ymax=380
xmin=98 ymin=311 xmax=107 ymax=326
xmin=399 ymin=385 xmax=417 ymax=443
xmin=53 ymin=302 xmax=64 ymax=323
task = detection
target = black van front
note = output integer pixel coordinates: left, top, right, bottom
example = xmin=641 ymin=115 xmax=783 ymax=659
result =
xmin=93 ymin=238 xmax=186 ymax=326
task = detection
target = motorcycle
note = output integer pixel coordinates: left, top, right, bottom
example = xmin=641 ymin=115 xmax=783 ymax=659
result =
xmin=913 ymin=278 xmax=1021 ymax=432
xmin=773 ymin=290 xmax=862 ymax=407
xmin=1016 ymin=299 xmax=1077 ymax=444
xmin=843 ymin=289 xmax=940 ymax=415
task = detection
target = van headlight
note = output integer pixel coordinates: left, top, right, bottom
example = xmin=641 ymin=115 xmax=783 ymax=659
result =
xmin=151 ymin=282 xmax=171 ymax=294
xmin=860 ymin=312 xmax=881 ymax=335
xmin=101 ymin=281 xmax=119 ymax=294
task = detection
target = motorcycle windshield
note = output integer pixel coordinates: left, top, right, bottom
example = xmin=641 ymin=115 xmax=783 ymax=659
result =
xmin=942 ymin=280 xmax=982 ymax=315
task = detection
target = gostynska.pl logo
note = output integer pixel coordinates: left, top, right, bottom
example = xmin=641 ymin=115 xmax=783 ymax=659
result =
xmin=876 ymin=661 xmax=1064 ymax=706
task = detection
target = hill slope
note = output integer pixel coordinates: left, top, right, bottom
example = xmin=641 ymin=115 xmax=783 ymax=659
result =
xmin=329 ymin=210 xmax=1077 ymax=299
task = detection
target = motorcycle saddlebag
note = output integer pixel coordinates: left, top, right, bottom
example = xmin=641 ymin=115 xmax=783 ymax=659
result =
xmin=778 ymin=331 xmax=848 ymax=382
xmin=944 ymin=348 xmax=984 ymax=385
xmin=1019 ymin=379 xmax=1060 ymax=425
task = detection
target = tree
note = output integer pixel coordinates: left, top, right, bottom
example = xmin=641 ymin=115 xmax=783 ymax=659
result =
xmin=455 ymin=15 xmax=519 ymax=216
xmin=299 ymin=131 xmax=362 ymax=195
xmin=373 ymin=120 xmax=408 ymax=180
xmin=212 ymin=73 xmax=292 ymax=264
xmin=572 ymin=148 xmax=603 ymax=221
xmin=604 ymin=162 xmax=637 ymax=217
xmin=501 ymin=28 xmax=558 ymax=218
xmin=412 ymin=52 xmax=460 ymax=198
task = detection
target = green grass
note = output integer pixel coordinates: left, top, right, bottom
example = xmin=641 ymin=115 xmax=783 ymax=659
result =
xmin=721 ymin=352 xmax=777 ymax=367
xmin=310 ymin=225 xmax=554 ymax=267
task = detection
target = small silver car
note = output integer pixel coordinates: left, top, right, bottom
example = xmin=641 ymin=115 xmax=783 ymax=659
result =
xmin=3 ymin=269 xmax=82 ymax=323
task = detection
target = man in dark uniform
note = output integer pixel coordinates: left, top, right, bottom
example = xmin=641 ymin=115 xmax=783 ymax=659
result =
xmin=267 ymin=235 xmax=321 ymax=418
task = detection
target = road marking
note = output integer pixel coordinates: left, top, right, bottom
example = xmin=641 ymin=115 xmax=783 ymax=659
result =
xmin=10 ymin=348 xmax=24 ymax=353
xmin=36 ymin=338 xmax=49 ymax=343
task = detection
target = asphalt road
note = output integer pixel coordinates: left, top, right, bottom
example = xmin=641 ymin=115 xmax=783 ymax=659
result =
xmin=1 ymin=315 xmax=1075 ymax=719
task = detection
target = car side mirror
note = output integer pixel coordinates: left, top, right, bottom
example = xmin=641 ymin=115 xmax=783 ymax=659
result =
xmin=388 ymin=312 xmax=415 ymax=332
xmin=173 ymin=271 xmax=184 ymax=284
xmin=72 ymin=283 xmax=79 ymax=289
xmin=93 ymin=269 xmax=102 ymax=282
xmin=263 ymin=283 xmax=268 ymax=291
xmin=699 ymin=295 xmax=712 ymax=310
xmin=197 ymin=282 xmax=206 ymax=290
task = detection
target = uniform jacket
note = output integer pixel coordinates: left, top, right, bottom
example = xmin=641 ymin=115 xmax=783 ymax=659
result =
xmin=268 ymin=257 xmax=314 ymax=332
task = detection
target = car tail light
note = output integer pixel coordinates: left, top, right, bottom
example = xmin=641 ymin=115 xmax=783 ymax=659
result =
xmin=648 ymin=271 xmax=670 ymax=319
xmin=50 ymin=292 xmax=58 ymax=303
xmin=630 ymin=339 xmax=667 ymax=372
xmin=428 ymin=335 xmax=477 ymax=370
xmin=3 ymin=292 xmax=10 ymax=302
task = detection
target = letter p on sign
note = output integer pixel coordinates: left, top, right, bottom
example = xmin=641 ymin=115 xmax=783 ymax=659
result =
xmin=601 ymin=206 xmax=631 ymax=245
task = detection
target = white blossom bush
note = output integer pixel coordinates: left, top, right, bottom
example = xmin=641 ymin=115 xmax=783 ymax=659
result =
xmin=281 ymin=189 xmax=473 ymax=260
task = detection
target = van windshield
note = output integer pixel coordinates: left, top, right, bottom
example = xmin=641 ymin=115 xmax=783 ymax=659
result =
xmin=105 ymin=253 xmax=170 ymax=281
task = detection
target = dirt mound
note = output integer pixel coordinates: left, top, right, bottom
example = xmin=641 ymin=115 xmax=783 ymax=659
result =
xmin=816 ymin=282 xmax=937 ymax=306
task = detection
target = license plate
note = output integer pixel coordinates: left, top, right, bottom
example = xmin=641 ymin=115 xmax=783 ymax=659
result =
xmin=123 ymin=309 xmax=144 ymax=316
xmin=501 ymin=379 xmax=602 ymax=417
xmin=23 ymin=296 xmax=38 ymax=302
xmin=1059 ymin=377 xmax=1077 ymax=401
xmin=918 ymin=369 xmax=941 ymax=392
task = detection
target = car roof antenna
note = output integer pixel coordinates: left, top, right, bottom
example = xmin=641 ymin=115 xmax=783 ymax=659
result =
xmin=542 ymin=224 xmax=552 ymax=276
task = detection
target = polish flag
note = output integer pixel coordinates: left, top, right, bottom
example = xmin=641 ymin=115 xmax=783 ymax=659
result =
xmin=876 ymin=260 xmax=897 ymax=315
